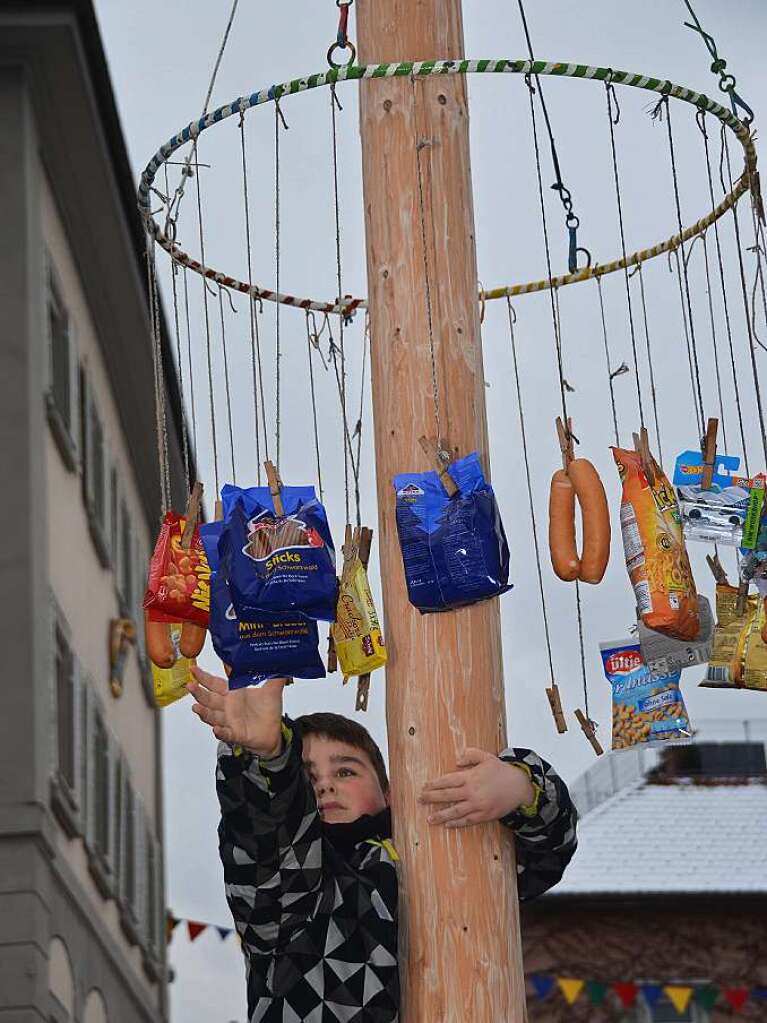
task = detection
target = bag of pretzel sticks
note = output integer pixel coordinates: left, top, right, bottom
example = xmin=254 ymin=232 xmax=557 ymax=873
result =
xmin=224 ymin=498 xmax=337 ymax=623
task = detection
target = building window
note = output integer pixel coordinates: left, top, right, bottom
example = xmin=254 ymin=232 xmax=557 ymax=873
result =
xmin=46 ymin=257 xmax=77 ymax=470
xmin=55 ymin=625 xmax=76 ymax=793
xmin=80 ymin=367 xmax=110 ymax=567
xmin=120 ymin=501 xmax=133 ymax=615
xmin=93 ymin=712 xmax=110 ymax=861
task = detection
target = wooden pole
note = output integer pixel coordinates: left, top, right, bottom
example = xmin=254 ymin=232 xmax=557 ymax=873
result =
xmin=356 ymin=4 xmax=526 ymax=1020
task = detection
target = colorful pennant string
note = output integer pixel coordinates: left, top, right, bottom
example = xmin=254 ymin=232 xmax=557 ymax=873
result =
xmin=524 ymin=974 xmax=765 ymax=1012
xmin=166 ymin=911 xmax=234 ymax=944
xmin=664 ymin=986 xmax=693 ymax=1013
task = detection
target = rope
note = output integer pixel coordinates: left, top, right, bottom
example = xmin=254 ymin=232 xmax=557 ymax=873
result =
xmin=595 ymin=274 xmax=621 ymax=446
xmin=181 ymin=266 xmax=198 ymax=457
xmin=305 ymin=312 xmax=324 ymax=504
xmin=633 ymin=264 xmax=664 ymax=465
xmin=411 ymin=76 xmax=445 ymax=447
xmin=659 ymin=96 xmax=706 ymax=436
xmin=698 ymin=112 xmax=748 ymax=472
xmin=605 ymin=80 xmax=644 ymax=428
xmin=274 ymin=102 xmax=283 ymax=469
xmin=721 ymin=126 xmax=767 ymax=466
xmin=145 ymin=240 xmax=170 ymax=516
xmin=217 ymin=286 xmax=237 ymax=485
xmin=506 ymin=300 xmax=556 ymax=688
xmin=698 ymin=230 xmax=729 ymax=451
xmin=355 ymin=312 xmax=369 ymax=484
xmin=328 ymin=321 xmax=362 ymax=528
xmin=169 ymin=259 xmax=190 ymax=494
xmin=239 ymin=105 xmax=266 ymax=481
xmin=330 ymin=83 xmax=352 ymax=524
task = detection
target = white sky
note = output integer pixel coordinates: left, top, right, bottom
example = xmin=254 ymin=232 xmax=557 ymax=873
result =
xmin=93 ymin=2 xmax=767 ymax=1020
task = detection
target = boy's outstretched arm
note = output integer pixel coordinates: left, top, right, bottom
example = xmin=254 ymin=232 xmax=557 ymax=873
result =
xmin=419 ymin=746 xmax=577 ymax=900
xmin=188 ymin=669 xmax=323 ymax=955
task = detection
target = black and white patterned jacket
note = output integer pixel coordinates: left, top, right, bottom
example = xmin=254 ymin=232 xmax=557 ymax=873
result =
xmin=217 ymin=726 xmax=577 ymax=1023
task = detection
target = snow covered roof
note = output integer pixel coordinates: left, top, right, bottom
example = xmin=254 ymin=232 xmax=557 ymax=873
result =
xmin=548 ymin=778 xmax=767 ymax=897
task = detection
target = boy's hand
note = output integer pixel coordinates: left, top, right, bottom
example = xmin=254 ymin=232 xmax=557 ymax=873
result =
xmin=187 ymin=666 xmax=287 ymax=757
xmin=419 ymin=748 xmax=536 ymax=829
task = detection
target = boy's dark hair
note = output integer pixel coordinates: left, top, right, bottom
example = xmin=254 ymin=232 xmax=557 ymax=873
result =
xmin=295 ymin=712 xmax=389 ymax=793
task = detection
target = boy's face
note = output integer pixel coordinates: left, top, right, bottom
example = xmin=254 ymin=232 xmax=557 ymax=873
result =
xmin=302 ymin=734 xmax=389 ymax=824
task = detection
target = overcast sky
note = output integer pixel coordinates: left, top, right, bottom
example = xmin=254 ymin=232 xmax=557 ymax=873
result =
xmin=93 ymin=2 xmax=767 ymax=1019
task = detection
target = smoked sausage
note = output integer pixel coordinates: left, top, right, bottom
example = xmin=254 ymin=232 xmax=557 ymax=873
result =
xmin=144 ymin=612 xmax=176 ymax=669
xmin=549 ymin=469 xmax=580 ymax=581
xmin=179 ymin=622 xmax=206 ymax=659
xmin=568 ymin=458 xmax=611 ymax=584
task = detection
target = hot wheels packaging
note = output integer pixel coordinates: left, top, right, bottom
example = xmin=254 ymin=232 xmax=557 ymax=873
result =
xmin=393 ymin=452 xmax=511 ymax=613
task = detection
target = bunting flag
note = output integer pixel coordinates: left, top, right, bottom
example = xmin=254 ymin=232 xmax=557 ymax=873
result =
xmin=165 ymin=910 xmax=238 ymax=945
xmin=724 ymin=988 xmax=749 ymax=1012
xmin=612 ymin=982 xmax=639 ymax=1008
xmin=641 ymin=985 xmax=663 ymax=1009
xmin=752 ymin=987 xmax=767 ymax=1001
xmin=585 ymin=981 xmax=607 ymax=1006
xmin=530 ymin=975 xmax=555 ymax=999
xmin=187 ymin=920 xmax=207 ymax=942
xmin=216 ymin=926 xmax=234 ymax=940
xmin=664 ymin=986 xmax=693 ymax=1013
xmin=556 ymin=978 xmax=584 ymax=1005
xmin=695 ymin=986 xmax=720 ymax=1010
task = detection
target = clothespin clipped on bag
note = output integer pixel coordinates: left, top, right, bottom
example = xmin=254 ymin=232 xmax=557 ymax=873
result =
xmin=264 ymin=460 xmax=285 ymax=516
xmin=706 ymin=552 xmax=730 ymax=586
xmin=545 ymin=683 xmax=568 ymax=734
xmin=632 ymin=427 xmax=656 ymax=487
xmin=555 ymin=416 xmax=576 ymax=471
xmin=701 ymin=417 xmax=719 ymax=490
xmin=181 ymin=481 xmax=204 ymax=550
xmin=419 ymin=436 xmax=458 ymax=497
xmin=356 ymin=526 xmax=374 ymax=712
xmin=736 ymin=578 xmax=750 ymax=617
xmin=574 ymin=708 xmax=604 ymax=756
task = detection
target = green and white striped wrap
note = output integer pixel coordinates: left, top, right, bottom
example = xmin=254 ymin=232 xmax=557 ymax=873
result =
xmin=138 ymin=58 xmax=758 ymax=316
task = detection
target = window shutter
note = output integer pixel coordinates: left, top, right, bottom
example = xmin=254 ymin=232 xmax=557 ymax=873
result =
xmin=73 ymin=660 xmax=84 ymax=822
xmin=122 ymin=772 xmax=137 ymax=914
xmin=135 ymin=797 xmax=147 ymax=940
xmin=120 ymin=501 xmax=133 ymax=613
xmin=81 ymin=680 xmax=95 ymax=851
xmin=112 ymin=754 xmax=124 ymax=896
xmin=79 ymin=364 xmax=90 ymax=500
xmin=92 ymin=706 xmax=110 ymax=863
xmin=110 ymin=466 xmax=120 ymax=577
xmin=155 ymin=834 xmax=165 ymax=963
xmin=68 ymin=320 xmax=79 ymax=460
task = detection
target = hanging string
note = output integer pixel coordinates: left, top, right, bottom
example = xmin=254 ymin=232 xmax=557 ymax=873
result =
xmin=274 ymin=102 xmax=284 ymax=469
xmin=657 ymin=96 xmax=706 ymax=436
xmin=604 ymin=79 xmax=645 ymax=429
xmin=330 ymin=83 xmax=352 ymax=524
xmin=327 ymin=319 xmax=362 ymax=528
xmin=164 ymin=165 xmax=190 ymax=493
xmin=696 ymin=230 xmax=730 ymax=451
xmin=145 ymin=240 xmax=171 ymax=516
xmin=217 ymin=286 xmax=237 ymax=485
xmin=595 ymin=274 xmax=622 ymax=446
xmin=697 ymin=111 xmax=749 ymax=473
xmin=355 ymin=312 xmax=370 ymax=483
xmin=305 ymin=312 xmax=325 ymax=504
xmin=721 ymin=125 xmax=767 ymax=466
xmin=181 ymin=266 xmax=198 ymax=458
xmin=239 ymin=104 xmax=266 ymax=481
xmin=633 ymin=264 xmax=665 ymax=465
xmin=506 ymin=299 xmax=557 ymax=688
xmin=411 ymin=75 xmax=445 ymax=447
xmin=192 ymin=137 xmax=220 ymax=496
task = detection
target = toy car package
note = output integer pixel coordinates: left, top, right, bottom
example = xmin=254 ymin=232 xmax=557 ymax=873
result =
xmin=700 ymin=583 xmax=767 ymax=692
xmin=637 ymin=595 xmax=714 ymax=676
xmin=672 ymin=450 xmax=765 ymax=548
xmin=224 ymin=498 xmax=336 ymax=623
xmin=393 ymin=451 xmax=512 ymax=613
xmin=331 ymin=556 xmax=387 ymax=681
xmin=601 ymin=638 xmax=692 ymax=750
xmin=611 ymin=447 xmax=699 ymax=640
xmin=144 ymin=512 xmax=211 ymax=626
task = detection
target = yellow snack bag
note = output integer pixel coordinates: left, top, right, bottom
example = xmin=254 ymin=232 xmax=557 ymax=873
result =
xmin=151 ymin=623 xmax=196 ymax=707
xmin=701 ymin=585 xmax=767 ymax=692
xmin=332 ymin=560 xmax=387 ymax=682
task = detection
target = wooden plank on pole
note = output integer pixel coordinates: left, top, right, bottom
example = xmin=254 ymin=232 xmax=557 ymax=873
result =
xmin=357 ymin=3 xmax=525 ymax=1019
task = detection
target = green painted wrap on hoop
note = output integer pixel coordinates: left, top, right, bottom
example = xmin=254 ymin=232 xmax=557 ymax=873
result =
xmin=138 ymin=58 xmax=758 ymax=317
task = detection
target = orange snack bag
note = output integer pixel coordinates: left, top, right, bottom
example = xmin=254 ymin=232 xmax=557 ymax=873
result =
xmin=144 ymin=511 xmax=210 ymax=627
xmin=611 ymin=447 xmax=699 ymax=640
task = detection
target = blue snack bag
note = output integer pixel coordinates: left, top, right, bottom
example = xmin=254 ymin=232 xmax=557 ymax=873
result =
xmin=221 ymin=483 xmax=318 ymax=521
xmin=600 ymin=638 xmax=691 ymax=751
xmin=393 ymin=451 xmax=512 ymax=612
xmin=224 ymin=499 xmax=337 ymax=622
xmin=209 ymin=570 xmax=325 ymax=688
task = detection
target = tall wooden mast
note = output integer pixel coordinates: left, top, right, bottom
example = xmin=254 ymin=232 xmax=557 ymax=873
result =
xmin=356 ymin=3 xmax=527 ymax=1020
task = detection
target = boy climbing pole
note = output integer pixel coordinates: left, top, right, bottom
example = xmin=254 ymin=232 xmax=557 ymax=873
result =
xmin=188 ymin=668 xmax=577 ymax=1023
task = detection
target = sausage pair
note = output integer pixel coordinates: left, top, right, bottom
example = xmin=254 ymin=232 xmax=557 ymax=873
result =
xmin=549 ymin=459 xmax=611 ymax=584
xmin=145 ymin=613 xmax=207 ymax=668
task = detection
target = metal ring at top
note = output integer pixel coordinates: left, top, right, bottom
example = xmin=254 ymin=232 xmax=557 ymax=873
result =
xmin=327 ymin=41 xmax=357 ymax=69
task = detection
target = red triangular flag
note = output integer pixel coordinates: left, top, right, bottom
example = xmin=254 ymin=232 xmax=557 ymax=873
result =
xmin=187 ymin=920 xmax=207 ymax=942
xmin=613 ymin=983 xmax=639 ymax=1008
xmin=724 ymin=988 xmax=749 ymax=1012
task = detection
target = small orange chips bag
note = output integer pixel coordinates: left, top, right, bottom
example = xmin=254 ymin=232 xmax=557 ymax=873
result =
xmin=611 ymin=447 xmax=699 ymax=640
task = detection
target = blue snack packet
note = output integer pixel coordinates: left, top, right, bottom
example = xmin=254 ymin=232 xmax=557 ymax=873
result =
xmin=393 ymin=451 xmax=512 ymax=612
xmin=221 ymin=483 xmax=318 ymax=521
xmin=224 ymin=499 xmax=337 ymax=623
xmin=209 ymin=570 xmax=325 ymax=688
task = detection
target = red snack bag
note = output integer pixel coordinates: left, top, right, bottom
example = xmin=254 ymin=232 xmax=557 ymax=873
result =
xmin=144 ymin=512 xmax=210 ymax=627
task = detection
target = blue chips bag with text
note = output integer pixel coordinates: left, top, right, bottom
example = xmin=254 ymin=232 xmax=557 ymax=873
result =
xmin=393 ymin=452 xmax=511 ymax=612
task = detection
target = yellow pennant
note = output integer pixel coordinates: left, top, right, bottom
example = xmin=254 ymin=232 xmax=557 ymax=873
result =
xmin=557 ymin=978 xmax=585 ymax=1005
xmin=664 ymin=986 xmax=693 ymax=1013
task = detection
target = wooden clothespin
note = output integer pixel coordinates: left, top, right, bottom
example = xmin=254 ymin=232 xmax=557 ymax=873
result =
xmin=419 ymin=436 xmax=458 ymax=497
xmin=555 ymin=416 xmax=575 ymax=471
xmin=574 ymin=709 xmax=604 ymax=756
xmin=356 ymin=526 xmax=375 ymax=712
xmin=736 ymin=578 xmax=750 ymax=617
xmin=706 ymin=552 xmax=730 ymax=586
xmin=545 ymin=683 xmax=567 ymax=734
xmin=181 ymin=481 xmax=204 ymax=549
xmin=632 ymin=427 xmax=656 ymax=487
xmin=327 ymin=632 xmax=338 ymax=673
xmin=264 ymin=460 xmax=285 ymax=516
xmin=701 ymin=417 xmax=719 ymax=490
